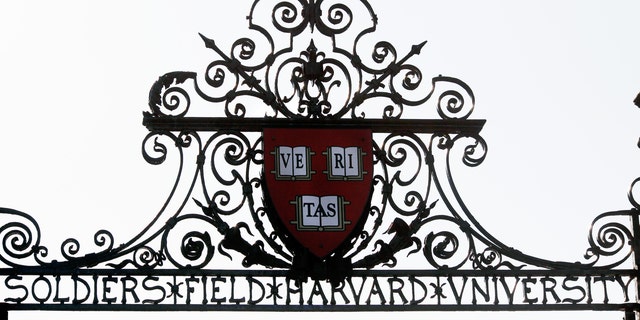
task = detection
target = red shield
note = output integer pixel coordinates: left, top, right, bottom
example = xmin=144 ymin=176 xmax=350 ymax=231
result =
xmin=263 ymin=128 xmax=373 ymax=258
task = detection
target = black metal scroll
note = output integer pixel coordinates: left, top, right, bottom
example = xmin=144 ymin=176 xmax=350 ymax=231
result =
xmin=1 ymin=0 xmax=639 ymax=319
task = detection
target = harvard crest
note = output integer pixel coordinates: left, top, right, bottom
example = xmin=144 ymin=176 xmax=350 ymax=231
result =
xmin=263 ymin=128 xmax=373 ymax=259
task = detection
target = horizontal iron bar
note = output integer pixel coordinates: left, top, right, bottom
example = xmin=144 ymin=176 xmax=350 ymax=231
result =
xmin=1 ymin=268 xmax=635 ymax=277
xmin=2 ymin=302 xmax=638 ymax=312
xmin=142 ymin=116 xmax=486 ymax=134
xmin=1 ymin=269 xmax=636 ymax=312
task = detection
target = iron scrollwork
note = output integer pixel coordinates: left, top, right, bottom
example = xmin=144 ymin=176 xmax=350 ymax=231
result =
xmin=1 ymin=0 xmax=639 ymax=315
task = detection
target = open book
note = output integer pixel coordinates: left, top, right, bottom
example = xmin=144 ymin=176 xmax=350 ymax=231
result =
xmin=272 ymin=146 xmax=314 ymax=180
xmin=325 ymin=146 xmax=365 ymax=180
xmin=290 ymin=195 xmax=350 ymax=231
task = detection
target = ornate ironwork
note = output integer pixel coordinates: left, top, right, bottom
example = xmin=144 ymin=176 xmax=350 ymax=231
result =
xmin=1 ymin=0 xmax=639 ymax=318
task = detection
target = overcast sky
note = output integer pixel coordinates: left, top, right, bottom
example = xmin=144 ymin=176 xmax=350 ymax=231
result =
xmin=1 ymin=0 xmax=640 ymax=319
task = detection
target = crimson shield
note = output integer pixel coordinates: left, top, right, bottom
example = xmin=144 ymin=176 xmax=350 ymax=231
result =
xmin=263 ymin=128 xmax=373 ymax=258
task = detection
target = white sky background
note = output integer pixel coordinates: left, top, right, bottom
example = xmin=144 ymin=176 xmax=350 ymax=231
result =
xmin=1 ymin=0 xmax=639 ymax=319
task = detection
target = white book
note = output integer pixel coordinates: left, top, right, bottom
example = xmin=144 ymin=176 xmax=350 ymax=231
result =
xmin=292 ymin=195 xmax=348 ymax=231
xmin=274 ymin=146 xmax=312 ymax=180
xmin=326 ymin=146 xmax=364 ymax=180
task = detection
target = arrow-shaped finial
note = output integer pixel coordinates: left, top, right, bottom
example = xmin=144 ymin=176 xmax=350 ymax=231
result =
xmin=198 ymin=33 xmax=230 ymax=62
xmin=411 ymin=40 xmax=428 ymax=55
xmin=199 ymin=33 xmax=216 ymax=49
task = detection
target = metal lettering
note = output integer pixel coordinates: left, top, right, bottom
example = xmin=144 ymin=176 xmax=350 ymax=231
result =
xmin=388 ymin=277 xmax=408 ymax=305
xmin=593 ymin=275 xmax=616 ymax=304
xmin=541 ymin=277 xmax=560 ymax=305
xmin=522 ymin=277 xmax=538 ymax=304
xmin=228 ymin=276 xmax=245 ymax=304
xmin=346 ymin=277 xmax=367 ymax=306
xmin=287 ymin=279 xmax=303 ymax=305
xmin=209 ymin=276 xmax=226 ymax=304
xmin=365 ymin=277 xmax=386 ymax=305
xmin=72 ymin=275 xmax=90 ymax=304
xmin=4 ymin=275 xmax=27 ymax=303
xmin=247 ymin=276 xmax=265 ymax=305
xmin=185 ymin=276 xmax=199 ymax=305
xmin=307 ymin=280 xmax=328 ymax=305
xmin=409 ymin=276 xmax=427 ymax=305
xmin=498 ymin=276 xmax=520 ymax=305
xmin=141 ymin=276 xmax=165 ymax=304
xmin=447 ymin=276 xmax=467 ymax=305
xmin=31 ymin=275 xmax=52 ymax=304
xmin=102 ymin=276 xmax=118 ymax=304
xmin=0 ymin=274 xmax=635 ymax=309
xmin=471 ymin=277 xmax=490 ymax=304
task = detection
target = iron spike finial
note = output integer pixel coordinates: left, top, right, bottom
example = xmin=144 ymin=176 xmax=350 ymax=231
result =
xmin=411 ymin=40 xmax=428 ymax=55
xmin=198 ymin=32 xmax=215 ymax=50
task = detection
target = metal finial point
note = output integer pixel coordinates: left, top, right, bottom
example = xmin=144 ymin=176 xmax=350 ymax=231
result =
xmin=411 ymin=41 xmax=428 ymax=55
xmin=199 ymin=33 xmax=216 ymax=50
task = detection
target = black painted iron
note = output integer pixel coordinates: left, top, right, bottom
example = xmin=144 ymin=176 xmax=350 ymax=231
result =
xmin=1 ymin=0 xmax=639 ymax=319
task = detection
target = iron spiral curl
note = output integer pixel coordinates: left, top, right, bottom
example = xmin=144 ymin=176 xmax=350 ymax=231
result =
xmin=583 ymin=210 xmax=634 ymax=269
xmin=0 ymin=208 xmax=42 ymax=267
xmin=60 ymin=230 xmax=114 ymax=261
xmin=1 ymin=222 xmax=36 ymax=261
xmin=148 ymin=72 xmax=195 ymax=117
xmin=162 ymin=215 xmax=217 ymax=269
xmin=375 ymin=133 xmax=432 ymax=217
xmin=132 ymin=246 xmax=165 ymax=269
xmin=421 ymin=217 xmax=472 ymax=270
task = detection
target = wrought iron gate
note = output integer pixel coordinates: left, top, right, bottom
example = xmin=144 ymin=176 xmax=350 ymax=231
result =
xmin=1 ymin=0 xmax=638 ymax=319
